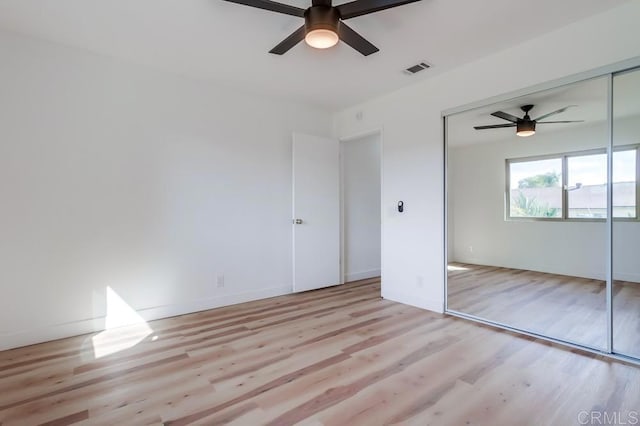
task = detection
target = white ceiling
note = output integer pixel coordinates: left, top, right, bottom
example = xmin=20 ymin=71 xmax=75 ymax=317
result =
xmin=0 ymin=0 xmax=630 ymax=109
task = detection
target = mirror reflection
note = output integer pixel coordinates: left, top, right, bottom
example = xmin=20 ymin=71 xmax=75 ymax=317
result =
xmin=446 ymin=77 xmax=610 ymax=349
xmin=613 ymin=67 xmax=640 ymax=359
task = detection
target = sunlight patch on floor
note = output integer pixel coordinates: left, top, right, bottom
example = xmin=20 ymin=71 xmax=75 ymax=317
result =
xmin=447 ymin=265 xmax=470 ymax=272
xmin=91 ymin=286 xmax=152 ymax=359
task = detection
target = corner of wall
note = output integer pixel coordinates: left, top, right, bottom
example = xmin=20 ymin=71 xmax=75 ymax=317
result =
xmin=381 ymin=287 xmax=444 ymax=314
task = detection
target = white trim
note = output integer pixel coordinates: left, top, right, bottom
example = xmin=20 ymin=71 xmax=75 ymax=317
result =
xmin=339 ymin=127 xmax=384 ymax=143
xmin=0 ymin=286 xmax=291 ymax=351
xmin=616 ymin=273 xmax=640 ymax=283
xmin=345 ymin=269 xmax=381 ymax=282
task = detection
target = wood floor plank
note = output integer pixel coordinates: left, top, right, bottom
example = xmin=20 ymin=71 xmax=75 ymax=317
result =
xmin=38 ymin=409 xmax=89 ymax=426
xmin=2 ymin=277 xmax=640 ymax=425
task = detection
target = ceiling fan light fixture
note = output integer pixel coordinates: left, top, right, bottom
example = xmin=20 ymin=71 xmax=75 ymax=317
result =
xmin=516 ymin=120 xmax=536 ymax=137
xmin=303 ymin=6 xmax=340 ymax=50
xmin=305 ymin=28 xmax=339 ymax=49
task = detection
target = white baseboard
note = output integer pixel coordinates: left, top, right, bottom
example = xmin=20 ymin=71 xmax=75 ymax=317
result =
xmin=345 ymin=269 xmax=381 ymax=282
xmin=381 ymin=288 xmax=444 ymax=314
xmin=615 ymin=272 xmax=640 ymax=283
xmin=0 ymin=285 xmax=291 ymax=352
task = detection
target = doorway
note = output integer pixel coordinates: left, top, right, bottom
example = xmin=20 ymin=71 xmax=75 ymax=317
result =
xmin=340 ymin=132 xmax=382 ymax=283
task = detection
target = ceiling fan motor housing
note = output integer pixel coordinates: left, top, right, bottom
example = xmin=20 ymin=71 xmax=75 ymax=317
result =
xmin=517 ymin=119 xmax=536 ymax=134
xmin=305 ymin=6 xmax=340 ymax=35
xmin=518 ymin=104 xmax=536 ymax=133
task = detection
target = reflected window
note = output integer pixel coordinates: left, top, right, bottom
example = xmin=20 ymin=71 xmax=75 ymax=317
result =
xmin=613 ymin=149 xmax=637 ymax=218
xmin=508 ymin=158 xmax=562 ymax=218
xmin=567 ymin=153 xmax=607 ymax=219
xmin=507 ymin=147 xmax=638 ymax=220
xmin=567 ymin=150 xmax=637 ymax=218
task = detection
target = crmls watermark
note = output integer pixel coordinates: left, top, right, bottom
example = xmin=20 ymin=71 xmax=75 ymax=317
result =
xmin=578 ymin=411 xmax=639 ymax=425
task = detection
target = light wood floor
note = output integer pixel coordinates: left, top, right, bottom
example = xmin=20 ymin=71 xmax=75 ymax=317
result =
xmin=1 ymin=277 xmax=640 ymax=425
xmin=448 ymin=263 xmax=640 ymax=358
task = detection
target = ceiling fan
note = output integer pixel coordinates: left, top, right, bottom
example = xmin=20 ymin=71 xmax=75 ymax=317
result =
xmin=474 ymin=105 xmax=584 ymax=137
xmin=222 ymin=0 xmax=421 ymax=56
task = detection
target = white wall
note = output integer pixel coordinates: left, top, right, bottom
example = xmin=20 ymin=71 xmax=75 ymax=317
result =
xmin=341 ymin=133 xmax=381 ymax=282
xmin=0 ymin=30 xmax=332 ymax=350
xmin=333 ymin=2 xmax=640 ymax=312
xmin=2 ymin=3 xmax=640 ymax=350
xmin=449 ymin=116 xmax=640 ymax=282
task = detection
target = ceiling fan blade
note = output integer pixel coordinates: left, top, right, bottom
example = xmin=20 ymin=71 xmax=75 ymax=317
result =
xmin=474 ymin=124 xmax=517 ymax=130
xmin=337 ymin=0 xmax=421 ymax=20
xmin=490 ymin=111 xmax=520 ymax=123
xmin=533 ymin=105 xmax=577 ymax=121
xmin=222 ymin=0 xmax=305 ymax=17
xmin=338 ymin=22 xmax=379 ymax=56
xmin=537 ymin=120 xmax=585 ymax=124
xmin=269 ymin=25 xmax=306 ymax=55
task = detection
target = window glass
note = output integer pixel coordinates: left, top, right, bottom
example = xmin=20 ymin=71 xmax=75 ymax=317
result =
xmin=567 ymin=153 xmax=607 ymax=219
xmin=565 ymin=150 xmax=637 ymax=219
xmin=509 ymin=148 xmax=637 ymax=220
xmin=509 ymin=158 xmax=562 ymax=218
xmin=613 ymin=149 xmax=636 ymax=218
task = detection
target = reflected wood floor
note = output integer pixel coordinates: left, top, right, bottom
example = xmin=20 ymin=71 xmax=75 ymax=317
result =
xmin=1 ymin=277 xmax=640 ymax=425
xmin=448 ymin=263 xmax=640 ymax=357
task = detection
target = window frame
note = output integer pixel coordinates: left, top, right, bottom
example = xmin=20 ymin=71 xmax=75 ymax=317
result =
xmin=505 ymin=144 xmax=640 ymax=221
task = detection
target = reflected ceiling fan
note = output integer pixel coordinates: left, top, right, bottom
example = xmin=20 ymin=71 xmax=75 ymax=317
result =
xmin=474 ymin=105 xmax=584 ymax=137
xmin=222 ymin=0 xmax=421 ymax=56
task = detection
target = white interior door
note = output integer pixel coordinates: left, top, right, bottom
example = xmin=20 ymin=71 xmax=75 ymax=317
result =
xmin=292 ymin=133 xmax=340 ymax=292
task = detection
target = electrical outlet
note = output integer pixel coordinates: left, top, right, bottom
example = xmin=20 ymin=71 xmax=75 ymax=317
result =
xmin=216 ymin=274 xmax=225 ymax=288
xmin=468 ymin=246 xmax=473 ymax=253
xmin=416 ymin=275 xmax=424 ymax=288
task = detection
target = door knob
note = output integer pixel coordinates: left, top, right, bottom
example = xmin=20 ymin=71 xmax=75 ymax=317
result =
xmin=294 ymin=219 xmax=303 ymax=224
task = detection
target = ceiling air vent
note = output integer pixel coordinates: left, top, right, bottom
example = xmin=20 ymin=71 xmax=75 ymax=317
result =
xmin=404 ymin=61 xmax=431 ymax=75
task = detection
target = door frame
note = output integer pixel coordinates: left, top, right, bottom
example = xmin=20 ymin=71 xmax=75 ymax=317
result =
xmin=338 ymin=128 xmax=384 ymax=284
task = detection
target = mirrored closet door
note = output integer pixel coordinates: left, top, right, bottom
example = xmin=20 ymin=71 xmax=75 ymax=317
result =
xmin=446 ymin=75 xmax=614 ymax=352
